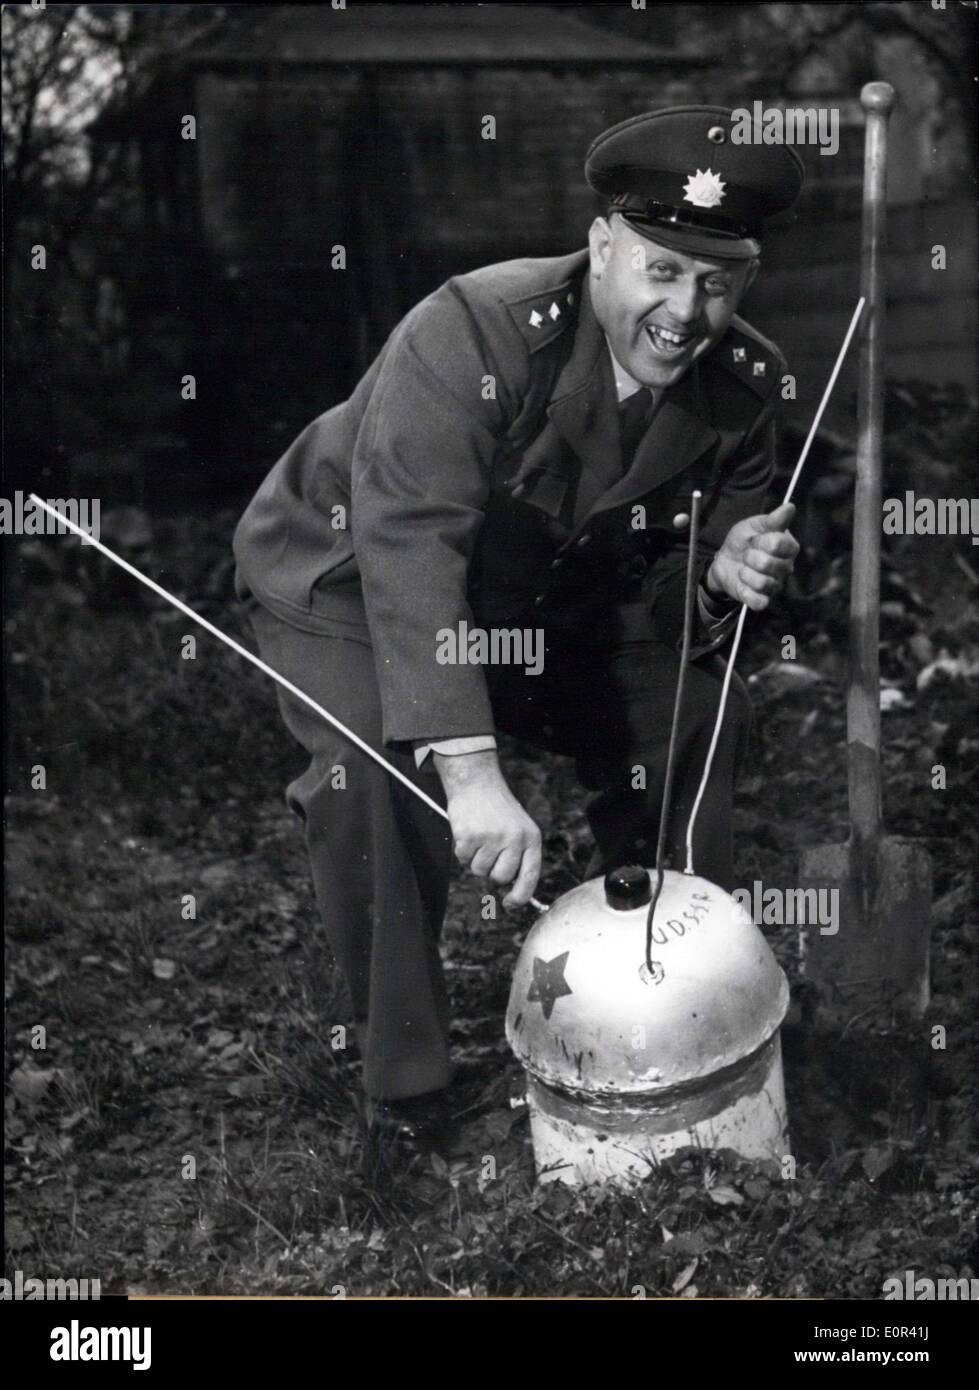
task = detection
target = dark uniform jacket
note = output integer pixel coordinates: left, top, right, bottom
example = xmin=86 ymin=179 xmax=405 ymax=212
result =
xmin=232 ymin=248 xmax=786 ymax=748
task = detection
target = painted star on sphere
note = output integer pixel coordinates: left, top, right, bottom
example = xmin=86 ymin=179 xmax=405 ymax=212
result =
xmin=527 ymin=951 xmax=573 ymax=1020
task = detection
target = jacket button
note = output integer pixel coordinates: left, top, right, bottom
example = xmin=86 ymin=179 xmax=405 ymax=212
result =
xmin=550 ymin=557 xmax=563 ymax=569
xmin=672 ymin=512 xmax=691 ymax=529
xmin=576 ymin=534 xmax=592 ymax=547
xmin=533 ymin=594 xmax=545 ymax=605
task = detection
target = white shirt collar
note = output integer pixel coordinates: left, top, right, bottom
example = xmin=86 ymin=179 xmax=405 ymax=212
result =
xmin=605 ymin=336 xmax=652 ymax=404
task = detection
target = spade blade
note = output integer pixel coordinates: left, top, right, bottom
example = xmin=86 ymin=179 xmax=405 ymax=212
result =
xmin=799 ymin=836 xmax=931 ymax=1022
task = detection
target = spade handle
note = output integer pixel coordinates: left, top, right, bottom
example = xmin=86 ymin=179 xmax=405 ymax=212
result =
xmin=848 ymin=82 xmax=895 ymax=847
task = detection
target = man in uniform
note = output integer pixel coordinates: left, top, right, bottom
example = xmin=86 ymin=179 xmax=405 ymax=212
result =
xmin=232 ymin=107 xmax=804 ymax=1145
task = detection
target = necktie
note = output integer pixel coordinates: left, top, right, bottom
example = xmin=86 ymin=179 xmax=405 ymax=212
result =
xmin=618 ymin=387 xmax=653 ymax=474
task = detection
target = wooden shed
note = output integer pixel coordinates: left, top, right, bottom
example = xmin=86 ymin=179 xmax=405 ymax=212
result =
xmin=92 ymin=4 xmax=973 ymax=493
xmin=105 ymin=4 xmax=711 ymax=483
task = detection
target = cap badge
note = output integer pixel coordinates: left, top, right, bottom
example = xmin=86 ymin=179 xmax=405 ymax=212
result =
xmin=682 ymin=167 xmax=727 ymax=209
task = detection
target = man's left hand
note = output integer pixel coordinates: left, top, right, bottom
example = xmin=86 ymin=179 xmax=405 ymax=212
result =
xmin=705 ymin=502 xmax=800 ymax=612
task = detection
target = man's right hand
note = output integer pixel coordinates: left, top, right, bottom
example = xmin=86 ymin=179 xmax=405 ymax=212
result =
xmin=433 ymin=749 xmax=542 ymax=909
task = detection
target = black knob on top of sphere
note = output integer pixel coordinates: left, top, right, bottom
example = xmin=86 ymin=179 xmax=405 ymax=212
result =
xmin=604 ymin=864 xmax=652 ymax=911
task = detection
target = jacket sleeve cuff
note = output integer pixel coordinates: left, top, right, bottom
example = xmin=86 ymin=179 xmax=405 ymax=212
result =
xmin=697 ymin=582 xmax=739 ymax=630
xmin=413 ymin=734 xmax=498 ymax=769
xmin=677 ymin=582 xmax=740 ymax=659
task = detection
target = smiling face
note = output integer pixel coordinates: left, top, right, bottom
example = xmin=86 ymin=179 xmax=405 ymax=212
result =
xmin=588 ymin=214 xmax=758 ymax=389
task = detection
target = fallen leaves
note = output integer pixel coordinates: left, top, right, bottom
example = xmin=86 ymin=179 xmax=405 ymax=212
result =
xmin=9 ymin=1060 xmax=62 ymax=1104
xmin=4 ymin=458 xmax=976 ymax=1297
xmin=917 ymin=647 xmax=979 ymax=690
xmin=707 ymin=1185 xmax=745 ymax=1208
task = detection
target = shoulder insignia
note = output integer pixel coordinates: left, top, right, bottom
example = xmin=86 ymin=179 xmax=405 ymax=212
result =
xmin=504 ymin=282 xmax=577 ymax=353
xmin=714 ymin=317 xmax=785 ymax=400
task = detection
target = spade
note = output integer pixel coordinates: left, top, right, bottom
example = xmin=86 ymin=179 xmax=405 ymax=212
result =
xmin=800 ymin=83 xmax=932 ymax=1023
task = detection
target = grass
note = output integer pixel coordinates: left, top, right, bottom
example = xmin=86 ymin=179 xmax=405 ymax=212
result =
xmin=4 ymin=499 xmax=977 ymax=1297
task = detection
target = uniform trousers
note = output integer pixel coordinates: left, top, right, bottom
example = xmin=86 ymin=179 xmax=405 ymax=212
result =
xmin=245 ymin=600 xmax=751 ymax=1100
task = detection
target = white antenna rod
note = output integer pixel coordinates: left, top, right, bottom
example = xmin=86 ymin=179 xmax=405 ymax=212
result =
xmin=683 ymin=296 xmax=865 ymax=875
xmin=27 ymin=491 xmax=550 ymax=915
